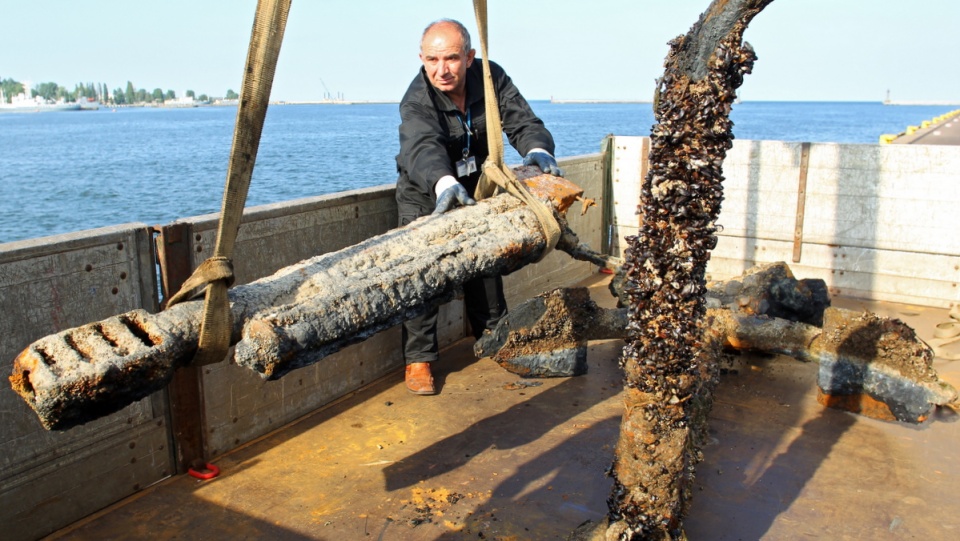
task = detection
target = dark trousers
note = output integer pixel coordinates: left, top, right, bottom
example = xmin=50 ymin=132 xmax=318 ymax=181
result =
xmin=402 ymin=275 xmax=507 ymax=364
xmin=398 ymin=200 xmax=507 ymax=365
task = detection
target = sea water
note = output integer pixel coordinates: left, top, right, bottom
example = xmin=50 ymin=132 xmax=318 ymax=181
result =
xmin=0 ymin=101 xmax=954 ymax=244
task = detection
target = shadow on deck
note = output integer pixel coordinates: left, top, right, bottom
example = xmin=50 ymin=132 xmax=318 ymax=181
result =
xmin=49 ymin=276 xmax=960 ymax=540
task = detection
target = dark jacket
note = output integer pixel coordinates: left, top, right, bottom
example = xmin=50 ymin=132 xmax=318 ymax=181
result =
xmin=395 ymin=59 xmax=555 ymax=212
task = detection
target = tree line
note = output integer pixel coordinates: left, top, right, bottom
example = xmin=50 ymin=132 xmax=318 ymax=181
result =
xmin=0 ymin=77 xmax=238 ymax=105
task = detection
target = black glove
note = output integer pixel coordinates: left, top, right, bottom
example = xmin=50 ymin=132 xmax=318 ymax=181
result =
xmin=433 ymin=183 xmax=476 ymax=215
xmin=523 ymin=151 xmax=564 ymax=176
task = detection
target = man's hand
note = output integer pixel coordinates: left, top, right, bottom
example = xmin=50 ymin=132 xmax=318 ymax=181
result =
xmin=433 ymin=183 xmax=476 ymax=215
xmin=523 ymin=150 xmax=564 ymax=176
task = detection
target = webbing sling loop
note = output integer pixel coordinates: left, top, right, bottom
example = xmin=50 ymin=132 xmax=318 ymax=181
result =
xmin=471 ymin=0 xmax=562 ymax=256
xmin=164 ymin=0 xmax=292 ymax=366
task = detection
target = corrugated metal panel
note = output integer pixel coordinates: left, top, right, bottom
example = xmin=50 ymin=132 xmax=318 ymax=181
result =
xmin=0 ymin=224 xmax=173 ymax=541
xmin=175 ymin=187 xmax=414 ymax=455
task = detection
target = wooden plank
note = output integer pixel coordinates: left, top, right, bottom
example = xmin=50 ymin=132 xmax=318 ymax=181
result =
xmin=792 ymin=142 xmax=811 ymax=262
xmin=233 ymin=184 xmax=576 ymax=379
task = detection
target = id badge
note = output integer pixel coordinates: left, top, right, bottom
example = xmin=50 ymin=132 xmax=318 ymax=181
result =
xmin=457 ymin=156 xmax=477 ymax=177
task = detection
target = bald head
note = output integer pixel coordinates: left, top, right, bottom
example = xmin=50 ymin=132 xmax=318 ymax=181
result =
xmin=421 ymin=19 xmax=472 ymax=55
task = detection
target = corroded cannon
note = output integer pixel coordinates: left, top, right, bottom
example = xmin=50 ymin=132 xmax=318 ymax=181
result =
xmin=10 ymin=169 xmax=587 ymax=430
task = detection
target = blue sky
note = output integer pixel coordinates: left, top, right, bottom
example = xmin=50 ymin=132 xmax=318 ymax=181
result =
xmin=2 ymin=0 xmax=957 ymax=103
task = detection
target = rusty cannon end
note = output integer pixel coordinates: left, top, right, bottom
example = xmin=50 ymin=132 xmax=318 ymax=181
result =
xmin=514 ymin=166 xmax=585 ymax=214
xmin=9 ymin=309 xmax=193 ymax=430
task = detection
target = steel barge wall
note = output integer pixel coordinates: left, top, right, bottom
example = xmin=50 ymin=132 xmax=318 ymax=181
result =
xmin=4 ymin=137 xmax=960 ymax=540
xmin=0 ymin=155 xmax=602 ymax=541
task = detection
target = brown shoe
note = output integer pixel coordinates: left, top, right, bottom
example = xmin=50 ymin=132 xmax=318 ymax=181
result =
xmin=405 ymin=362 xmax=436 ymax=395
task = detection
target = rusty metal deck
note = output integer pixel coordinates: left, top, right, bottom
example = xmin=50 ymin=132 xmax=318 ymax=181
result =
xmin=47 ymin=275 xmax=960 ymax=540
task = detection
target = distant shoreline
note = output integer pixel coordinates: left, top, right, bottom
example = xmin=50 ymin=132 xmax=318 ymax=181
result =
xmin=272 ymin=100 xmax=399 ymax=105
xmin=883 ymin=100 xmax=960 ymax=106
xmin=549 ymin=99 xmax=651 ymax=104
xmin=550 ymin=99 xmax=960 ymax=106
xmin=259 ymin=98 xmax=960 ymax=106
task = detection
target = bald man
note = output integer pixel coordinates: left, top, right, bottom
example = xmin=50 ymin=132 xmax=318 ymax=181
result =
xmin=395 ymin=18 xmax=561 ymax=395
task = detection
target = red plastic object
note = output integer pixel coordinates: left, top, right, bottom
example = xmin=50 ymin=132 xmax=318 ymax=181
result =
xmin=599 ymin=267 xmax=614 ymax=275
xmin=188 ymin=463 xmax=220 ymax=480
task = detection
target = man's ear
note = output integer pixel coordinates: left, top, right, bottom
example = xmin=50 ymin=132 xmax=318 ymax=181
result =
xmin=466 ymin=48 xmax=476 ymax=67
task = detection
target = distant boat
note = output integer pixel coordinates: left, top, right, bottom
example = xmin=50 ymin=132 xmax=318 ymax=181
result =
xmin=162 ymin=96 xmax=199 ymax=108
xmin=79 ymin=98 xmax=100 ymax=111
xmin=0 ymin=88 xmax=81 ymax=113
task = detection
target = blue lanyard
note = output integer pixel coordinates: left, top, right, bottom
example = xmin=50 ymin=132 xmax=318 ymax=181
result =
xmin=458 ymin=108 xmax=472 ymax=158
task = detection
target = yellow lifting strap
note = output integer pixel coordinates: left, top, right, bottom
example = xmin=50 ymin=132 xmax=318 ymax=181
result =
xmin=471 ymin=0 xmax=562 ymax=256
xmin=164 ymin=0 xmax=292 ymax=366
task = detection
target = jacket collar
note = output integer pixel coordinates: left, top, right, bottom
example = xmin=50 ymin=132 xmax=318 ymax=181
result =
xmin=465 ymin=62 xmax=487 ymax=108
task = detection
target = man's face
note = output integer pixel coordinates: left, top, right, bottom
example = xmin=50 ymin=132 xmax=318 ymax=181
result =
xmin=419 ymin=24 xmax=475 ymax=96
